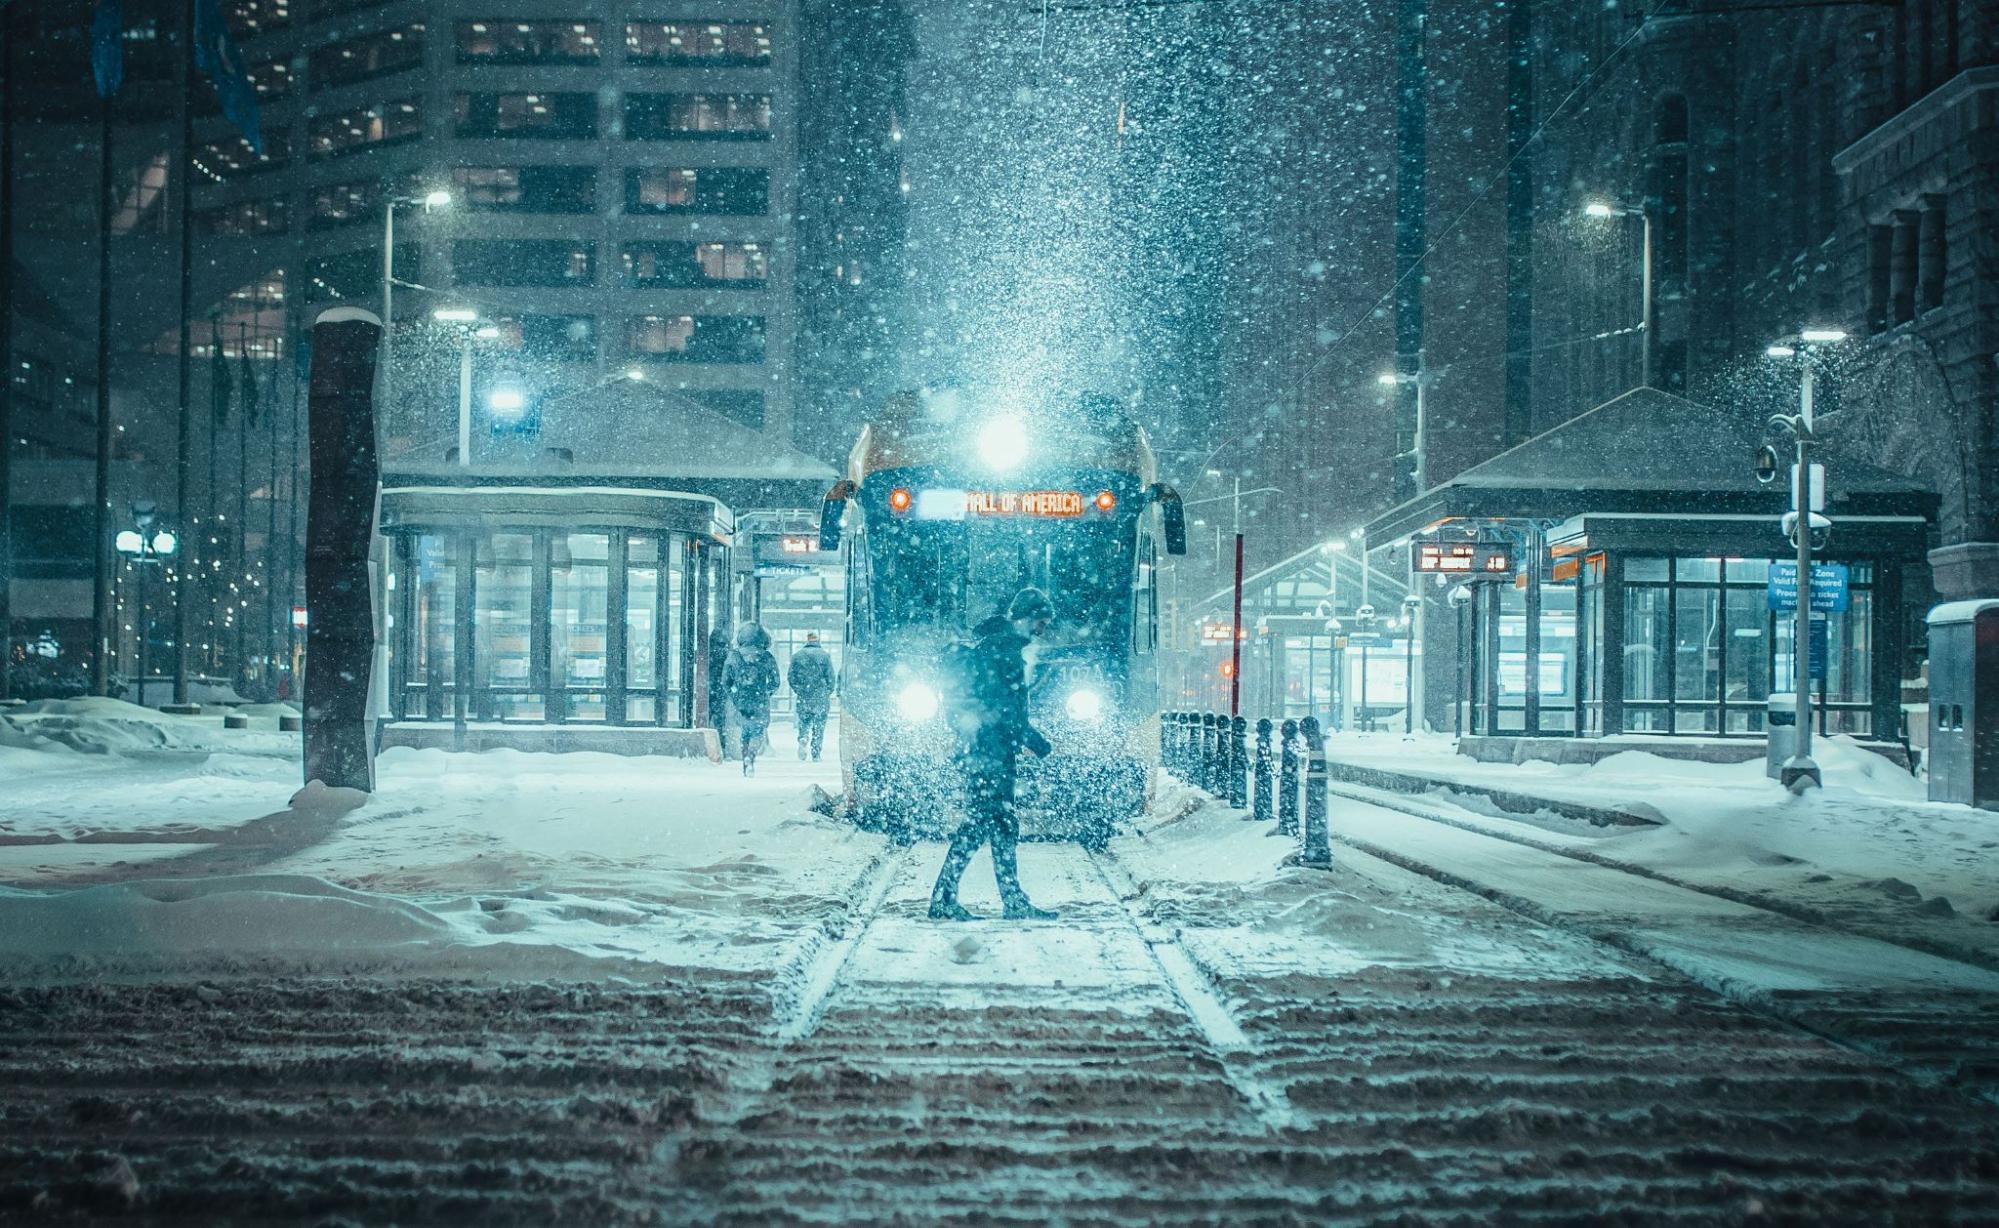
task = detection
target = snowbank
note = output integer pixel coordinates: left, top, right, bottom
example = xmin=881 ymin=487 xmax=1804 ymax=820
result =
xmin=0 ymin=724 xmax=889 ymax=981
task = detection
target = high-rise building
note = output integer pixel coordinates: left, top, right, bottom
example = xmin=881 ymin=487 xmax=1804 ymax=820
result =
xmin=185 ymin=1 xmax=801 ymax=458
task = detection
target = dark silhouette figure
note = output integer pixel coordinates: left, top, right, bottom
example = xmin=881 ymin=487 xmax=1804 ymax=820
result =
xmin=788 ymin=631 xmax=835 ymax=761
xmin=722 ymin=623 xmax=779 ymax=776
xmin=930 ymin=588 xmax=1056 ymax=922
xmin=707 ymin=625 xmax=734 ymax=758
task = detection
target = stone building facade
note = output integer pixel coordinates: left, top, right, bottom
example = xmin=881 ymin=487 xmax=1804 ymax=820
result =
xmin=1522 ymin=0 xmax=1997 ymax=598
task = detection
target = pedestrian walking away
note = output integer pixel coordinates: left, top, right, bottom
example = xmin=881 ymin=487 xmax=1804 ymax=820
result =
xmin=707 ymin=625 xmax=735 ymax=760
xmin=788 ymin=632 xmax=836 ymax=762
xmin=930 ymin=587 xmax=1058 ymax=922
xmin=722 ymin=623 xmax=780 ymax=776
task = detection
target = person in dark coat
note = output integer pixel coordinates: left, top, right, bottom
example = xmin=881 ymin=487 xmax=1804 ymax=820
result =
xmin=722 ymin=623 xmax=780 ymax=775
xmin=707 ymin=625 xmax=735 ymax=759
xmin=930 ymin=588 xmax=1057 ymax=921
xmin=787 ymin=632 xmax=836 ymax=761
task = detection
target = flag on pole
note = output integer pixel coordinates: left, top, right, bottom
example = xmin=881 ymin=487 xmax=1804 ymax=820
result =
xmin=90 ymin=0 xmax=124 ymax=99
xmin=192 ymin=0 xmax=262 ymax=154
xmin=210 ymin=336 xmax=232 ymax=428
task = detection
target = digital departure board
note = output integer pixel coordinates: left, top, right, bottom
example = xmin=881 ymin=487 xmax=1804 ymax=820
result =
xmin=1414 ymin=541 xmax=1514 ymax=576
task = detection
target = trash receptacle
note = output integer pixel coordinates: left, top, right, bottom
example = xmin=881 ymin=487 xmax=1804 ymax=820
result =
xmin=1766 ymin=693 xmax=1798 ymax=781
xmin=1926 ymin=600 xmax=1999 ymax=808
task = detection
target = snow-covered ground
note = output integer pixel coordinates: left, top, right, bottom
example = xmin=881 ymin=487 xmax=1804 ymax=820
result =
xmin=0 ymin=706 xmax=883 ymax=982
xmin=1322 ymin=730 xmax=1999 ymax=951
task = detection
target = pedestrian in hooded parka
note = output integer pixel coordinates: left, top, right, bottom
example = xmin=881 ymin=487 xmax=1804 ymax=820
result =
xmin=723 ymin=622 xmax=780 ymax=775
xmin=707 ymin=625 xmax=735 ymax=758
xmin=787 ymin=631 xmax=836 ymax=762
xmin=929 ymin=588 xmax=1058 ymax=921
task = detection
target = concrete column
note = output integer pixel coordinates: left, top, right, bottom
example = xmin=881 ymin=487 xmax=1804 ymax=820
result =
xmin=1866 ymin=223 xmax=1893 ymax=333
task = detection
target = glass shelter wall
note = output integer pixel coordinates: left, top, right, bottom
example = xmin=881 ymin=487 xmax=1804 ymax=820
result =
xmin=393 ymin=528 xmax=711 ymax=726
xmin=1463 ymin=552 xmax=1881 ymax=739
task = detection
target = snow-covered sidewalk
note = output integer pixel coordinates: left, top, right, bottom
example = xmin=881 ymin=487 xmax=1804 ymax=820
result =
xmin=0 ymin=710 xmax=886 ymax=982
xmin=1320 ymin=730 xmax=1999 ymax=958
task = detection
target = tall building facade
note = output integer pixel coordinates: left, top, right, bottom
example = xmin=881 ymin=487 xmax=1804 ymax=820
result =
xmin=1517 ymin=0 xmax=1997 ymax=597
xmin=190 ymin=0 xmax=801 ymax=458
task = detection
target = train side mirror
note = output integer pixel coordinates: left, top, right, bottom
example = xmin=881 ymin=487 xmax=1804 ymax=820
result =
xmin=818 ymin=479 xmax=856 ymax=552
xmin=1148 ymin=483 xmax=1187 ymax=555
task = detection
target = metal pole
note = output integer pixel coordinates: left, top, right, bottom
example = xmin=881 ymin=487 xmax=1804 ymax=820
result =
xmin=380 ymin=201 xmax=395 ymax=419
xmin=1785 ymin=364 xmax=1820 ymax=789
xmin=1404 ymin=619 xmax=1415 ymax=734
xmin=1640 ymin=210 xmax=1655 ymax=389
xmin=91 ymin=95 xmax=115 ymax=696
xmin=172 ymin=0 xmax=195 ymax=708
xmin=235 ymin=322 xmax=249 ymax=687
xmin=0 ymin=4 xmax=14 ymax=701
xmin=138 ymin=557 xmax=150 ymax=705
xmin=1229 ymin=532 xmax=1244 ymax=716
xmin=457 ymin=337 xmax=473 ymax=465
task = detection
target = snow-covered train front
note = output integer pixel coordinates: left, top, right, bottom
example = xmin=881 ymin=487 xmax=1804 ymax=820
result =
xmin=818 ymin=389 xmax=1187 ymax=845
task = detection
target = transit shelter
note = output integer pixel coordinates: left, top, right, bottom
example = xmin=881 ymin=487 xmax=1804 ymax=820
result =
xmin=1364 ymin=388 xmax=1936 ymax=746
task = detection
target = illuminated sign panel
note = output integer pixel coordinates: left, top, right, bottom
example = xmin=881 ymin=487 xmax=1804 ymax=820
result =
xmin=967 ymin=490 xmax=1084 ymax=517
xmin=1414 ymin=541 xmax=1514 ymax=576
xmin=779 ymin=535 xmax=816 ymax=554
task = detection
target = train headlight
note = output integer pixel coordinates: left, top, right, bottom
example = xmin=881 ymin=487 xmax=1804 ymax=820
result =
xmin=1064 ymin=687 xmax=1105 ymax=723
xmin=977 ymin=416 xmax=1029 ymax=470
xmin=896 ymin=682 xmax=941 ymax=723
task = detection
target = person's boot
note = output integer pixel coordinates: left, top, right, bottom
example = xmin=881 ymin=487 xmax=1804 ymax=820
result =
xmin=928 ymin=841 xmax=981 ymax=921
xmin=1000 ymin=894 xmax=1058 ymax=921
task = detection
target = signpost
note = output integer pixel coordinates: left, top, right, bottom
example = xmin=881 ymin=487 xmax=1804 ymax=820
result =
xmin=1413 ymin=540 xmax=1514 ymax=576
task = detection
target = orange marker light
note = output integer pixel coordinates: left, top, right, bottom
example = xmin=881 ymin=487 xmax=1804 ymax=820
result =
xmin=888 ymin=487 xmax=913 ymax=512
xmin=1094 ymin=490 xmax=1117 ymax=512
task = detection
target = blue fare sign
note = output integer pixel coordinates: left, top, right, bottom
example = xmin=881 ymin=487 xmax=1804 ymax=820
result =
xmin=1768 ymin=562 xmax=1849 ymax=613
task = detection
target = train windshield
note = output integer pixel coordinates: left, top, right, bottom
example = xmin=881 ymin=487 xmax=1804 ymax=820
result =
xmin=870 ymin=518 xmax=1132 ymax=646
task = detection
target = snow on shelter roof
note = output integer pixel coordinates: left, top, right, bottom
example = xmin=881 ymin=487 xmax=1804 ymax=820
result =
xmin=390 ymin=379 xmax=835 ymax=483
xmin=1367 ymin=387 xmax=1936 ymax=540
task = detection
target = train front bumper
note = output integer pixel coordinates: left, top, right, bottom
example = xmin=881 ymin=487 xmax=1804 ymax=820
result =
xmin=851 ymin=749 xmax=1148 ymax=843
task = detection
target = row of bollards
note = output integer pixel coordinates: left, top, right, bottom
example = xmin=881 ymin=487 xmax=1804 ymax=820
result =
xmin=1161 ymin=710 xmax=1331 ymax=869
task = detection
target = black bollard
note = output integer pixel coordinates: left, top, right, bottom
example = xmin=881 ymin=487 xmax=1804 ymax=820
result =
xmin=1192 ymin=713 xmax=1209 ymax=792
xmin=1229 ymin=716 xmax=1249 ymax=810
xmin=1160 ymin=711 xmax=1173 ymax=774
xmin=1253 ymin=718 xmax=1274 ymax=822
xmin=1277 ymin=718 xmax=1300 ymax=836
xmin=1176 ymin=711 xmax=1191 ymax=780
xmin=1300 ymin=716 xmax=1332 ymax=868
xmin=1207 ymin=712 xmax=1225 ymax=796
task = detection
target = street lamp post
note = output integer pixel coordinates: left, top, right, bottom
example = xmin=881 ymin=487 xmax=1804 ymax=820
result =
xmin=380 ymin=190 xmax=451 ymax=422
xmin=115 ymin=501 xmax=179 ymax=707
xmin=431 ymin=308 xmax=489 ymax=466
xmin=1586 ymin=199 xmax=1654 ymax=388
xmin=1766 ymin=328 xmax=1848 ymax=791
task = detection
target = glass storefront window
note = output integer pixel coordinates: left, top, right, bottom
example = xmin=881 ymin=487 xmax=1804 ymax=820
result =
xmin=1623 ymin=585 xmax=1669 ymax=704
xmin=627 ymin=536 xmax=660 ymax=724
xmin=477 ymin=534 xmax=538 ymax=720
xmin=1672 ymin=586 xmax=1720 ymax=732
xmin=551 ymin=533 xmax=610 ymax=722
xmin=415 ymin=534 xmax=458 ymax=719
xmin=1540 ymin=584 xmax=1577 ymax=732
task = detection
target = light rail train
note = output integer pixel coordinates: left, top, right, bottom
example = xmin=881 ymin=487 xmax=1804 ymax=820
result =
xmin=818 ymin=389 xmax=1186 ymax=844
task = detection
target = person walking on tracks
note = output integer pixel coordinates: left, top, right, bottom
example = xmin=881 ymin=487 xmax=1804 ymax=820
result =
xmin=723 ymin=623 xmax=780 ymax=776
xmin=929 ymin=588 xmax=1058 ymax=922
xmin=788 ymin=632 xmax=836 ymax=762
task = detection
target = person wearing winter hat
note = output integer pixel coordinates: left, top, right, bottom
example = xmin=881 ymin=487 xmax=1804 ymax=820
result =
xmin=929 ymin=587 xmax=1057 ymax=921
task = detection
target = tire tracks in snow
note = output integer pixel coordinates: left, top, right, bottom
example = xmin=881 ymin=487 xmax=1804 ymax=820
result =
xmin=1323 ymin=792 xmax=1999 ymax=1106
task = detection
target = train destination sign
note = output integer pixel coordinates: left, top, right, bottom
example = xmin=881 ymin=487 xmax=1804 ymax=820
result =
xmin=1413 ymin=540 xmax=1514 ymax=576
xmin=965 ymin=490 xmax=1085 ymax=517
